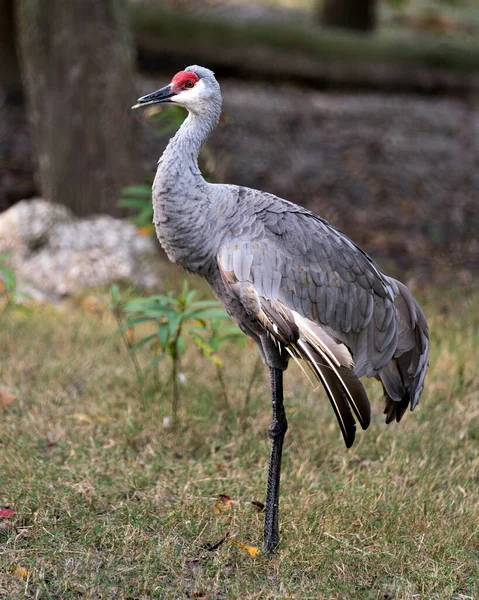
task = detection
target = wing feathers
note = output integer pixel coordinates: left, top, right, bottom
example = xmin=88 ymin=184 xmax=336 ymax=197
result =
xmin=297 ymin=339 xmax=357 ymax=448
xmin=259 ymin=300 xmax=371 ymax=447
xmin=217 ymin=205 xmax=428 ymax=445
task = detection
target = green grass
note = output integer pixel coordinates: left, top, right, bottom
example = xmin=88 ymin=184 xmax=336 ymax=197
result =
xmin=1 ymin=287 xmax=478 ymax=599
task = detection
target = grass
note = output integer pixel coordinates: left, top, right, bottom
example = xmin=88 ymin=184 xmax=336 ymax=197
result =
xmin=1 ymin=286 xmax=478 ymax=599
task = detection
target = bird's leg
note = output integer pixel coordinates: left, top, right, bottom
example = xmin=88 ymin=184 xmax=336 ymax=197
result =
xmin=263 ymin=367 xmax=288 ymax=556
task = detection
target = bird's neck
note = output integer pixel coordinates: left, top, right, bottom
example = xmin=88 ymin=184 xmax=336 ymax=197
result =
xmin=152 ymin=103 xmax=222 ymax=272
xmin=157 ymin=103 xmax=221 ymax=187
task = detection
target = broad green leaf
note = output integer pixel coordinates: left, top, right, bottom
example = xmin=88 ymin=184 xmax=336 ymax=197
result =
xmin=120 ymin=185 xmax=152 ymax=197
xmin=145 ymin=354 xmax=165 ymax=373
xmin=191 ymin=335 xmax=212 ymax=354
xmin=147 ymin=294 xmax=180 ymax=307
xmin=185 ymin=289 xmax=197 ymax=304
xmin=1 ymin=268 xmax=16 ymax=292
xmin=118 ymin=198 xmax=150 ymax=209
xmin=167 ymin=312 xmax=184 ymax=337
xmin=176 ymin=336 xmax=185 ymax=355
xmin=167 ymin=340 xmax=177 ymax=359
xmin=158 ymin=322 xmax=170 ymax=349
xmin=131 ymin=333 xmax=157 ymax=351
xmin=110 ymin=283 xmax=120 ymax=305
xmin=186 ymin=323 xmax=208 ymax=333
xmin=188 ymin=308 xmax=230 ymax=321
xmin=121 ymin=317 xmax=156 ymax=329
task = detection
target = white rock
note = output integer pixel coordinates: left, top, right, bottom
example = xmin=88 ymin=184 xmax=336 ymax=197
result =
xmin=0 ymin=198 xmax=162 ymax=298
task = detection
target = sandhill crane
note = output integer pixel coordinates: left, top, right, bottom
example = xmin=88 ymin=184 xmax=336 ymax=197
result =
xmin=132 ymin=66 xmax=429 ymax=555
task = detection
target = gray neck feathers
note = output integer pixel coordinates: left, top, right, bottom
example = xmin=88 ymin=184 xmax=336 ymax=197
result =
xmin=152 ymin=99 xmax=222 ymax=273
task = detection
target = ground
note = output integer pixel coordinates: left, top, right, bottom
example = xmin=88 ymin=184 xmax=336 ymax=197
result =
xmin=1 ymin=282 xmax=478 ymax=599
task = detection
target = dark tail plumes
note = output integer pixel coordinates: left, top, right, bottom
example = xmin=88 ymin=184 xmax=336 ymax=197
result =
xmin=379 ymin=281 xmax=429 ymax=424
xmin=298 ymin=341 xmax=371 ymax=448
xmin=259 ymin=298 xmax=372 ymax=448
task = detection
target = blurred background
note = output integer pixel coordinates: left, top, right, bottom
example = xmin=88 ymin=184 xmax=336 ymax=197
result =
xmin=1 ymin=0 xmax=478 ymax=295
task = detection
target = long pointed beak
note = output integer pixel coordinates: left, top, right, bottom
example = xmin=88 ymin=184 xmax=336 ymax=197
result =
xmin=131 ymin=84 xmax=175 ymax=109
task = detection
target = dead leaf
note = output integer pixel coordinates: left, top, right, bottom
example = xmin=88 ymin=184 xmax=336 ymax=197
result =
xmin=214 ymin=494 xmax=232 ymax=514
xmin=126 ymin=327 xmax=135 ymax=346
xmin=81 ymin=296 xmax=106 ymax=316
xmin=72 ymin=413 xmax=92 ymax=423
xmin=10 ymin=565 xmax=28 ymax=580
xmin=228 ymin=538 xmax=260 ymax=558
xmin=137 ymin=225 xmax=155 ymax=236
xmin=0 ymin=509 xmax=16 ymax=519
xmin=0 ymin=392 xmax=17 ymax=408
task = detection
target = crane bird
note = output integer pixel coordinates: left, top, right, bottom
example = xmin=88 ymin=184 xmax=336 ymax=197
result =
xmin=132 ymin=66 xmax=429 ymax=555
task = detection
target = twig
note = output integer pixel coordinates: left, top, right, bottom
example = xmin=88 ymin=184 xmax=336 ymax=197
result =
xmin=216 ymin=364 xmax=229 ymax=408
xmin=171 ymin=327 xmax=183 ymax=425
xmin=171 ymin=354 xmax=180 ymax=425
xmin=245 ymin=354 xmax=263 ymax=406
xmin=113 ymin=307 xmax=142 ymax=378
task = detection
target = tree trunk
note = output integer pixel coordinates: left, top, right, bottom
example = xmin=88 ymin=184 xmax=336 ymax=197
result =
xmin=16 ymin=0 xmax=140 ymax=216
xmin=320 ymin=0 xmax=377 ymax=33
xmin=0 ymin=0 xmax=22 ymax=101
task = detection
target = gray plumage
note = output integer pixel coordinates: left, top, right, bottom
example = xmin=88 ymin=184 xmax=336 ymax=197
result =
xmin=138 ymin=64 xmax=429 ymax=449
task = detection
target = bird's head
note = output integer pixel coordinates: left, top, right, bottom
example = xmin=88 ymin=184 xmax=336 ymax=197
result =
xmin=132 ymin=65 xmax=221 ymax=115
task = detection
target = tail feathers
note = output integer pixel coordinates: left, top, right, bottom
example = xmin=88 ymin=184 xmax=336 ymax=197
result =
xmin=380 ymin=345 xmax=428 ymax=424
xmin=378 ymin=359 xmax=409 ymax=423
xmin=297 ymin=339 xmax=370 ymax=448
xmin=379 ymin=280 xmax=429 ymax=423
xmin=383 ymin=393 xmax=409 ymax=424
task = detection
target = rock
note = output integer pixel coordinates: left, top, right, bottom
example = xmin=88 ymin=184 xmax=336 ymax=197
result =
xmin=0 ymin=198 xmax=162 ymax=298
xmin=0 ymin=197 xmax=70 ymax=254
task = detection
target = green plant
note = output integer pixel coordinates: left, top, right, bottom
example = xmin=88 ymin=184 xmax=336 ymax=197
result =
xmin=0 ymin=253 xmax=17 ymax=307
xmin=109 ymin=284 xmax=141 ymax=377
xmin=0 ymin=253 xmax=29 ymax=318
xmin=149 ymin=104 xmax=186 ymax=133
xmin=190 ymin=317 xmax=247 ymax=407
xmin=112 ymin=281 xmax=240 ymax=422
xmin=119 ymin=183 xmax=153 ymax=231
xmin=3 ymin=287 xmax=479 ymax=598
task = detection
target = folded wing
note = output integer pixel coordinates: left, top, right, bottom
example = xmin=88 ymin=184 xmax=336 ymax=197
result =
xmin=217 ymin=194 xmax=429 ymax=447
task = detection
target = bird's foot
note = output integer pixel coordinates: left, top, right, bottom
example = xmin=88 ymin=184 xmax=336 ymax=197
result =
xmin=262 ymin=535 xmax=279 ymax=557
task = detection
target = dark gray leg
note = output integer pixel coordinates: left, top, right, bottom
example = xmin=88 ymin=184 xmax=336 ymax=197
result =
xmin=262 ymin=367 xmax=288 ymax=555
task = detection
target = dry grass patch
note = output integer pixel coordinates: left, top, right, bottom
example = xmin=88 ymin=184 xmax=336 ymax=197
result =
xmin=0 ymin=287 xmax=478 ymax=599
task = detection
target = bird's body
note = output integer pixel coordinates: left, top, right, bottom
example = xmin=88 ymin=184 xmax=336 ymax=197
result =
xmin=134 ymin=65 xmax=429 ymax=554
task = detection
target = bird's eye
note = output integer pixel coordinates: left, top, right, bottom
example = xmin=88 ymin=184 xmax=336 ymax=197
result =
xmin=184 ymin=80 xmax=195 ymax=89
